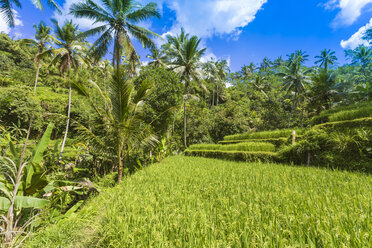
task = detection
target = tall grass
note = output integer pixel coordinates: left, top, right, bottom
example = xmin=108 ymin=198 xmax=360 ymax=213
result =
xmin=27 ymin=156 xmax=371 ymax=247
xmin=188 ymin=142 xmax=276 ymax=152
xmin=224 ymin=128 xmax=304 ymax=141
xmin=328 ymin=106 xmax=372 ymax=122
xmin=311 ymin=101 xmax=372 ymax=124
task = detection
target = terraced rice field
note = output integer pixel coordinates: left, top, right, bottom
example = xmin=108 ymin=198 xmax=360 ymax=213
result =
xmin=27 ymin=156 xmax=372 ymax=247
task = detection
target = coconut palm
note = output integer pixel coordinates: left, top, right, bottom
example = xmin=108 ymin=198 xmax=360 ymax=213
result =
xmin=69 ymin=0 xmax=160 ymax=71
xmin=50 ymin=20 xmax=87 ymax=158
xmin=310 ymin=70 xmax=337 ymax=113
xmin=278 ymin=50 xmax=312 ymax=127
xmin=240 ymin=63 xmax=256 ymax=80
xmin=259 ymin=57 xmax=272 ymax=72
xmin=1 ymin=0 xmax=60 ymax=27
xmin=147 ymin=46 xmax=166 ymax=68
xmin=162 ymin=28 xmax=207 ymax=147
xmin=23 ymin=22 xmax=56 ymax=93
xmin=315 ymin=49 xmax=337 ymax=71
xmin=346 ymin=45 xmax=372 ymax=68
xmin=72 ymin=68 xmax=157 ymax=183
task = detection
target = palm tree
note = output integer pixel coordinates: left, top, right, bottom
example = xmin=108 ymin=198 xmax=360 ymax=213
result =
xmin=70 ymin=0 xmax=160 ymax=71
xmin=315 ymin=49 xmax=337 ymax=71
xmin=24 ymin=22 xmax=56 ymax=94
xmin=50 ymin=20 xmax=87 ymax=158
xmin=346 ymin=45 xmax=372 ymax=69
xmin=162 ymin=29 xmax=207 ymax=147
xmin=278 ymin=50 xmax=312 ymax=127
xmin=1 ymin=0 xmax=60 ymax=27
xmin=73 ymin=68 xmax=157 ymax=183
xmin=214 ymin=60 xmax=229 ymax=105
xmin=310 ymin=70 xmax=337 ymax=113
xmin=259 ymin=57 xmax=272 ymax=73
xmin=147 ymin=46 xmax=166 ymax=68
xmin=240 ymin=63 xmax=256 ymax=80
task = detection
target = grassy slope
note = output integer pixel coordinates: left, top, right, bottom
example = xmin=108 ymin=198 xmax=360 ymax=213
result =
xmin=27 ymin=156 xmax=372 ymax=247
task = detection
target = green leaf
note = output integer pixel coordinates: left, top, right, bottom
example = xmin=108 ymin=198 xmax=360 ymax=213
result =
xmin=0 ymin=196 xmax=11 ymax=211
xmin=9 ymin=141 xmax=17 ymax=158
xmin=0 ymin=181 xmax=11 ymax=198
xmin=14 ymin=196 xmax=49 ymax=209
xmin=31 ymin=123 xmax=54 ymax=164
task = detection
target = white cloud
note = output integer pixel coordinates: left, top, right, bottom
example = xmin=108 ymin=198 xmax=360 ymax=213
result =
xmin=155 ymin=0 xmax=267 ymax=38
xmin=341 ymin=18 xmax=372 ymax=48
xmin=0 ymin=10 xmax=23 ymax=34
xmin=323 ymin=0 xmax=372 ymax=27
xmin=53 ymin=0 xmax=99 ymax=29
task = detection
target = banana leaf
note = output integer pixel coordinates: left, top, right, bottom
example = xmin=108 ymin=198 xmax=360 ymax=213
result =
xmin=0 ymin=196 xmax=11 ymax=211
xmin=14 ymin=196 xmax=48 ymax=209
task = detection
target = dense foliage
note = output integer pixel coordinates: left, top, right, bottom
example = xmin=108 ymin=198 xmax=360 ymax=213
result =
xmin=0 ymin=2 xmax=371 ymax=245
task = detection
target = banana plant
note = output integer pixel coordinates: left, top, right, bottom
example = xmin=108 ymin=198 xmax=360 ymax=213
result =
xmin=0 ymin=123 xmax=53 ymax=247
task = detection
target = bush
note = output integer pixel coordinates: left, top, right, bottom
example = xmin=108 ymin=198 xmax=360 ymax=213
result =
xmin=279 ymin=128 xmax=372 ymax=172
xmin=0 ymin=86 xmax=44 ymax=135
xmin=188 ymin=142 xmax=276 ymax=152
xmin=185 ymin=150 xmax=278 ymax=162
xmin=224 ymin=128 xmax=304 ymax=141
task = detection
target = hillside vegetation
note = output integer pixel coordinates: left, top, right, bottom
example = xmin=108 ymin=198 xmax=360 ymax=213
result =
xmin=26 ymin=156 xmax=372 ymax=247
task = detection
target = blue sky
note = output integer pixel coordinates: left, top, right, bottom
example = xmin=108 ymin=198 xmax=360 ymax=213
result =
xmin=1 ymin=0 xmax=372 ymax=71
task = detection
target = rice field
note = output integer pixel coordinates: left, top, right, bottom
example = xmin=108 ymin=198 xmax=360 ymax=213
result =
xmin=223 ymin=128 xmax=304 ymax=141
xmin=27 ymin=156 xmax=372 ymax=247
xmin=187 ymin=142 xmax=276 ymax=152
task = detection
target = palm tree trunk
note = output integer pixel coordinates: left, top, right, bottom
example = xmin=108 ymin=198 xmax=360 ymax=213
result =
xmin=216 ymin=86 xmax=219 ymax=106
xmin=60 ymin=79 xmax=72 ymax=160
xmin=212 ymin=90 xmax=215 ymax=108
xmin=183 ymin=99 xmax=187 ymax=148
xmin=117 ymin=147 xmax=123 ymax=183
xmin=34 ymin=62 xmax=41 ymax=94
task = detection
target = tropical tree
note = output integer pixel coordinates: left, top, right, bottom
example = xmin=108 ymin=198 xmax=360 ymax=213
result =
xmin=278 ymin=50 xmax=312 ymax=127
xmin=259 ymin=57 xmax=272 ymax=73
xmin=310 ymin=70 xmax=337 ymax=113
xmin=147 ymin=46 xmax=166 ymax=68
xmin=72 ymin=68 xmax=157 ymax=183
xmin=240 ymin=63 xmax=256 ymax=80
xmin=162 ymin=28 xmax=207 ymax=147
xmin=0 ymin=0 xmax=60 ymax=28
xmin=69 ymin=0 xmax=160 ymax=71
xmin=362 ymin=27 xmax=372 ymax=45
xmin=345 ymin=45 xmax=372 ymax=69
xmin=50 ymin=20 xmax=87 ymax=158
xmin=24 ymin=22 xmax=56 ymax=93
xmin=315 ymin=49 xmax=337 ymax=71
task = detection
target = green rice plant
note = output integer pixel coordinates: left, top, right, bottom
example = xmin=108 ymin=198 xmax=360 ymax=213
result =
xmin=310 ymin=101 xmax=372 ymax=125
xmin=25 ymin=156 xmax=372 ymax=247
xmin=314 ymin=117 xmax=372 ymax=130
xmin=224 ymin=128 xmax=304 ymax=141
xmin=219 ymin=137 xmax=288 ymax=147
xmin=328 ymin=106 xmax=372 ymax=122
xmin=185 ymin=150 xmax=278 ymax=162
xmin=188 ymin=142 xmax=276 ymax=152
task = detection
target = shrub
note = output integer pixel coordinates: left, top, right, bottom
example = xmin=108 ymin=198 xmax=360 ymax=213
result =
xmin=279 ymin=127 xmax=372 ymax=172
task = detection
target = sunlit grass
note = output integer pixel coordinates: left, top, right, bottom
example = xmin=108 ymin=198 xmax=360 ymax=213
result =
xmin=27 ymin=156 xmax=372 ymax=247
